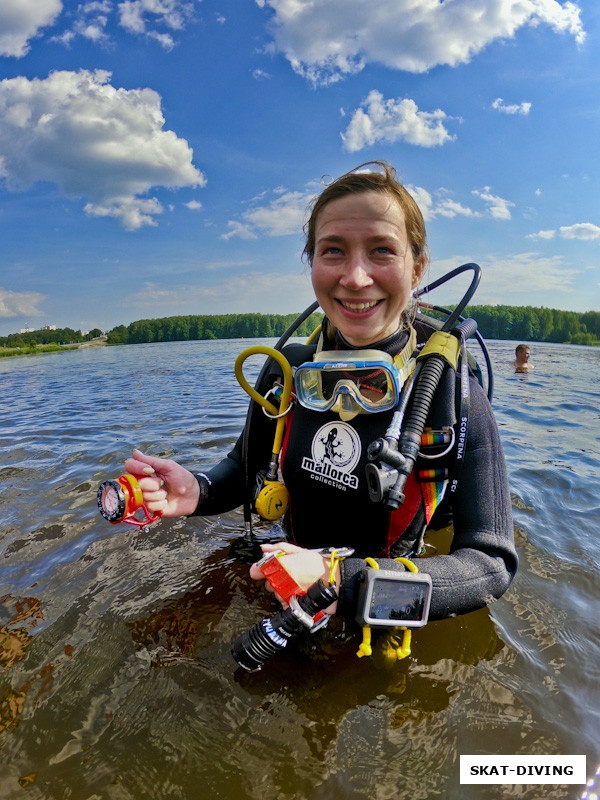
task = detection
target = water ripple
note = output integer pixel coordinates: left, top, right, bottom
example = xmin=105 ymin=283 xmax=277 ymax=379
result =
xmin=1 ymin=339 xmax=600 ymax=797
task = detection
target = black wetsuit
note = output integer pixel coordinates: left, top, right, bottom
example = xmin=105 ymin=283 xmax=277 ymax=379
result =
xmin=192 ymin=323 xmax=517 ymax=621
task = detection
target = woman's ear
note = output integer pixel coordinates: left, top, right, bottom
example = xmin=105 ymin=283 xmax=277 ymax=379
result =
xmin=411 ymin=254 xmax=426 ymax=288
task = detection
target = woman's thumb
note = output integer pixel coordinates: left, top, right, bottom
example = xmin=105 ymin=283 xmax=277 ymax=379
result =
xmin=132 ymin=449 xmax=164 ymax=473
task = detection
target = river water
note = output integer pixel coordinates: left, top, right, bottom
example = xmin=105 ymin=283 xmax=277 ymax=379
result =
xmin=1 ymin=338 xmax=599 ymax=800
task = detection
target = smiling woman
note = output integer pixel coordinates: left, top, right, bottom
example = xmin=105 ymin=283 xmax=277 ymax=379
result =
xmin=305 ymin=165 xmax=427 ymax=347
xmin=120 ymin=160 xmax=517 ymax=669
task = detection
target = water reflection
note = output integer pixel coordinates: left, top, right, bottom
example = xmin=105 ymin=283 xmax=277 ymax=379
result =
xmin=0 ymin=339 xmax=599 ymax=799
xmin=0 ymin=594 xmax=74 ymax=738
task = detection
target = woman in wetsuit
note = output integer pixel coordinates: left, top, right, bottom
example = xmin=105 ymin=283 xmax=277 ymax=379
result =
xmin=124 ymin=162 xmax=517 ymax=622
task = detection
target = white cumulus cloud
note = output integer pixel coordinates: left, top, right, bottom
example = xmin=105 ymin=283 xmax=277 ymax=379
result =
xmin=527 ymin=229 xmax=557 ymax=239
xmin=50 ymin=0 xmax=199 ymax=50
xmin=118 ymin=0 xmax=196 ymax=49
xmin=407 ymin=186 xmax=479 ymax=222
xmin=528 ymin=223 xmax=600 ymax=241
xmin=256 ymin=0 xmax=585 ymax=85
xmin=0 ymin=0 xmax=62 ymax=57
xmin=341 ymin=91 xmax=455 ymax=152
xmin=559 ymin=223 xmax=600 ymax=240
xmin=0 ymin=69 xmax=205 ymax=230
xmin=222 ymin=189 xmax=313 ymax=240
xmin=492 ymin=97 xmax=532 ymax=115
xmin=473 ymin=188 xmax=515 ymax=220
xmin=0 ymin=287 xmax=45 ymax=319
xmin=51 ymin=1 xmax=111 ymax=46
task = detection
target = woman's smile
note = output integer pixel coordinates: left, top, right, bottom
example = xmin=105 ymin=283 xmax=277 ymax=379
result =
xmin=311 ymin=191 xmax=424 ymax=346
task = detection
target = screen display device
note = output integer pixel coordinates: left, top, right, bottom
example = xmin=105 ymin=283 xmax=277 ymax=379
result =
xmin=355 ymin=569 xmax=432 ymax=628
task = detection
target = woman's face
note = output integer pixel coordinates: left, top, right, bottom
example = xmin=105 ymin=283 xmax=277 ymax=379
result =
xmin=311 ymin=191 xmax=424 ymax=347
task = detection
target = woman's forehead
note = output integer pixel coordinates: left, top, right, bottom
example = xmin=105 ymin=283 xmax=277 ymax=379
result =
xmin=315 ymin=191 xmax=407 ymax=234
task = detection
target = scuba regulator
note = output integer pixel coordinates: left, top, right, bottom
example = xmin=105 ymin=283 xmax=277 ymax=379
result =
xmin=366 ymin=264 xmax=484 ymax=512
xmin=234 ymin=345 xmax=295 ymax=523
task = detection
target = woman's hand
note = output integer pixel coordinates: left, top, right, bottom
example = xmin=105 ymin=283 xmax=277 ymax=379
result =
xmin=249 ymin=542 xmax=340 ymax=614
xmin=123 ymin=449 xmax=200 ymax=517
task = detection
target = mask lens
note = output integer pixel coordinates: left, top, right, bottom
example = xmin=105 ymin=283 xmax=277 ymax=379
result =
xmin=295 ymin=359 xmax=399 ymax=413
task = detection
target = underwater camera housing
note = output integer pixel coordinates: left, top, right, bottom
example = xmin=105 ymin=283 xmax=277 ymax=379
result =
xmin=230 ymin=552 xmax=337 ymax=672
xmin=355 ymin=568 xmax=432 ymax=629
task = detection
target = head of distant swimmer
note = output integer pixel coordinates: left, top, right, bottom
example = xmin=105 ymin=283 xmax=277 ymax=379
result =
xmin=515 ymin=344 xmax=531 ymax=361
xmin=303 ymin=161 xmax=429 ymax=347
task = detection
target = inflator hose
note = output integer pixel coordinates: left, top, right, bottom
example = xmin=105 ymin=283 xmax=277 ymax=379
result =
xmin=398 ymin=317 xmax=477 ymax=477
xmin=398 ymin=355 xmax=446 ymax=466
xmin=383 ymin=317 xmax=477 ymax=510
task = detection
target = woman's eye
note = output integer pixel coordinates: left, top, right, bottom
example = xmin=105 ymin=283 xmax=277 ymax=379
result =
xmin=374 ymin=246 xmax=393 ymax=255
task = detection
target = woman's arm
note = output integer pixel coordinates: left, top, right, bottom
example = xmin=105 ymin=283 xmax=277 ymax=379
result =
xmin=339 ymin=379 xmax=517 ymax=620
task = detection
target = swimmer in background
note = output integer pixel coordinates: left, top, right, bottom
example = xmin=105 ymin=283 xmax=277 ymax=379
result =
xmin=513 ymin=344 xmax=534 ymax=373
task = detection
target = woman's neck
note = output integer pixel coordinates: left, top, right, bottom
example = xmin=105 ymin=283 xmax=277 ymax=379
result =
xmin=334 ymin=326 xmax=410 ymax=356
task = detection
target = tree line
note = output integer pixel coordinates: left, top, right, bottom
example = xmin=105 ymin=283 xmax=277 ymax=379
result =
xmin=105 ymin=306 xmax=600 ymax=346
xmin=462 ymin=305 xmax=600 ymax=346
xmin=105 ymin=313 xmax=324 ymax=344
xmin=2 ymin=306 xmax=599 ymax=349
xmin=0 ymin=327 xmax=103 ymax=349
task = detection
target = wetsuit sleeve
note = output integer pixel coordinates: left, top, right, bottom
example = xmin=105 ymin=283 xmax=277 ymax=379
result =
xmin=188 ymin=433 xmax=247 ymax=515
xmin=189 ymin=347 xmax=304 ymax=516
xmin=338 ymin=378 xmax=517 ymax=620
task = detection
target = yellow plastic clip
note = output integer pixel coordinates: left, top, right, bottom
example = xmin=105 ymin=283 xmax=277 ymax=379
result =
xmin=395 ymin=628 xmax=412 ymax=660
xmin=392 ymin=556 xmax=418 ymax=661
xmin=357 ymin=626 xmax=372 ymax=658
xmin=357 ymin=558 xmax=379 ymax=658
xmin=395 ymin=556 xmax=419 ymax=574
xmin=328 ymin=549 xmax=340 ymax=587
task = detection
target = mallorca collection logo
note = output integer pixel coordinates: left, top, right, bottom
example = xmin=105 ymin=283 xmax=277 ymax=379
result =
xmin=301 ymin=421 xmax=361 ymax=491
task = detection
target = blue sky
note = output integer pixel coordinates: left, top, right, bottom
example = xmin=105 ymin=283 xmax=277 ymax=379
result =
xmin=1 ymin=0 xmax=599 ymax=336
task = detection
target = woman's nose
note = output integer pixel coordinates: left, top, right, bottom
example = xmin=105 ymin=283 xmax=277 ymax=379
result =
xmin=339 ymin=254 xmax=373 ymax=289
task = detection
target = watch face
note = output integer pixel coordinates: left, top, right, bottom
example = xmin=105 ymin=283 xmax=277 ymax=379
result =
xmin=97 ymin=480 xmax=125 ymax=521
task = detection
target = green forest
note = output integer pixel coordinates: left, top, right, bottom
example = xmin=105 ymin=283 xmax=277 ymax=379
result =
xmin=103 ymin=305 xmax=600 ymax=346
xmin=0 ymin=327 xmax=103 ymax=350
xmin=104 ymin=312 xmax=325 ymax=345
xmin=2 ymin=305 xmax=599 ymax=351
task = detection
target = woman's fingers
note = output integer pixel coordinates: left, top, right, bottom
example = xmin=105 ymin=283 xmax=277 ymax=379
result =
xmin=136 ymin=475 xmax=165 ymax=492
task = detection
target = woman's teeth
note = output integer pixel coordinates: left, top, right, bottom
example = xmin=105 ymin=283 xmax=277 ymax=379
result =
xmin=340 ymin=300 xmax=380 ymax=312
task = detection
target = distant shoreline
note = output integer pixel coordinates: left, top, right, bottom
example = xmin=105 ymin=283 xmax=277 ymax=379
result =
xmin=77 ymin=340 xmax=107 ymax=349
xmin=0 ymin=339 xmax=107 ymax=359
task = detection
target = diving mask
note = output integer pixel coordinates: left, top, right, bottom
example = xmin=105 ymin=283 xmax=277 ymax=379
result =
xmin=295 ymin=350 xmax=411 ymax=421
